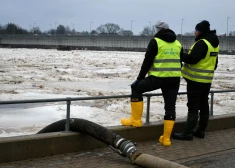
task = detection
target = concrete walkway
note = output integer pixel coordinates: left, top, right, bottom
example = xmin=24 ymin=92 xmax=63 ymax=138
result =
xmin=1 ymin=128 xmax=235 ymax=168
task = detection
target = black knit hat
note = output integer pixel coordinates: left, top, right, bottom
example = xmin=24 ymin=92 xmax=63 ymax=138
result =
xmin=195 ymin=20 xmax=210 ymax=33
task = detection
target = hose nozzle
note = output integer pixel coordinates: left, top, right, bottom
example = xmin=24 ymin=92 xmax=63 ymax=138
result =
xmin=110 ymin=135 xmax=137 ymax=159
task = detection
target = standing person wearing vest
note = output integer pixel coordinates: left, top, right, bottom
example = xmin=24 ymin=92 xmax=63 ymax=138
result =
xmin=173 ymin=20 xmax=219 ymax=140
xmin=120 ymin=21 xmax=183 ymax=147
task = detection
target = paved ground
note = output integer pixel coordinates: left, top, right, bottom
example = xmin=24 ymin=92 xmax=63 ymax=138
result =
xmin=183 ymin=149 xmax=235 ymax=168
xmin=0 ymin=128 xmax=235 ymax=168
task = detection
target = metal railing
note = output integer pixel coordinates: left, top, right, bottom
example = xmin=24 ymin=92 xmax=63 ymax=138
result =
xmin=0 ymin=90 xmax=235 ymax=132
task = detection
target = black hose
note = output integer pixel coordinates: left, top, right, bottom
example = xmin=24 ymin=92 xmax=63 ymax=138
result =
xmin=38 ymin=118 xmax=188 ymax=168
xmin=38 ymin=118 xmax=117 ymax=146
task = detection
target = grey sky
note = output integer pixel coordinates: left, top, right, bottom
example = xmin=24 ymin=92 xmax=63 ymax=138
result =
xmin=1 ymin=0 xmax=234 ymax=35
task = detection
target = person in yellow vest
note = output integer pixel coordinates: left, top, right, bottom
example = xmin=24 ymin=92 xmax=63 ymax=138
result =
xmin=172 ymin=20 xmax=219 ymax=140
xmin=120 ymin=21 xmax=183 ymax=147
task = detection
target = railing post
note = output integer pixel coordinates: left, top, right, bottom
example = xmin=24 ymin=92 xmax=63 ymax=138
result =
xmin=146 ymin=96 xmax=151 ymax=123
xmin=65 ymin=97 xmax=71 ymax=132
xmin=210 ymin=92 xmax=214 ymax=116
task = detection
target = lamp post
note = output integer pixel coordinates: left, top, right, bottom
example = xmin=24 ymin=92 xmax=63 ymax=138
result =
xmin=29 ymin=24 xmax=32 ymax=34
xmin=48 ymin=24 xmax=52 ymax=35
xmin=71 ymin=23 xmax=74 ymax=30
xmin=33 ymin=22 xmax=36 ymax=34
xmin=55 ymin=22 xmax=57 ymax=36
xmin=131 ymin=20 xmax=134 ymax=35
xmin=148 ymin=21 xmax=151 ymax=35
xmin=181 ymin=18 xmax=184 ymax=36
xmin=181 ymin=18 xmax=184 ymax=41
xmin=71 ymin=23 xmax=74 ymax=34
xmin=90 ymin=21 xmax=94 ymax=35
xmin=227 ymin=16 xmax=231 ymax=50
xmin=227 ymin=16 xmax=231 ymax=39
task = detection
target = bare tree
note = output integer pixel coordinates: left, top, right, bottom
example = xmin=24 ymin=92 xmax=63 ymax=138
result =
xmin=65 ymin=26 xmax=71 ymax=34
xmin=48 ymin=29 xmax=56 ymax=35
xmin=56 ymin=25 xmax=66 ymax=34
xmin=229 ymin=31 xmax=235 ymax=36
xmin=6 ymin=23 xmax=28 ymax=34
xmin=91 ymin=30 xmax=98 ymax=35
xmin=140 ymin=26 xmax=151 ymax=36
xmin=31 ymin=26 xmax=41 ymax=34
xmin=97 ymin=23 xmax=120 ymax=34
xmin=119 ymin=29 xmax=133 ymax=36
xmin=0 ymin=25 xmax=5 ymax=34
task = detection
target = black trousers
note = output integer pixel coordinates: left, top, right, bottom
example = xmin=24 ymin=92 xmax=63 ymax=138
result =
xmin=185 ymin=78 xmax=211 ymax=117
xmin=132 ymin=76 xmax=180 ymax=120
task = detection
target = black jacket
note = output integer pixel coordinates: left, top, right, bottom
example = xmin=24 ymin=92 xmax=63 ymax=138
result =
xmin=137 ymin=29 xmax=183 ymax=80
xmin=181 ymin=30 xmax=219 ymax=69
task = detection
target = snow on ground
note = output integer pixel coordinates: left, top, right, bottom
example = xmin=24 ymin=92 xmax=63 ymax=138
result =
xmin=0 ymin=48 xmax=235 ymax=137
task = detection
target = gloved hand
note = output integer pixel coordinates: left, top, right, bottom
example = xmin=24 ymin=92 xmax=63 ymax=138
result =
xmin=131 ymin=80 xmax=139 ymax=89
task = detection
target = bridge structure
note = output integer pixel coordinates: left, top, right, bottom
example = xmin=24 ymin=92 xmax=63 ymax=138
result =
xmin=1 ymin=35 xmax=235 ymax=54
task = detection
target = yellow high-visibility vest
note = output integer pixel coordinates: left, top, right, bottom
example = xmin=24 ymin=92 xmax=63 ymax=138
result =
xmin=148 ymin=38 xmax=182 ymax=77
xmin=181 ymin=39 xmax=219 ymax=83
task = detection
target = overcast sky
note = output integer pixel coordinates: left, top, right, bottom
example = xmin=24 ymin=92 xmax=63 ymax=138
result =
xmin=1 ymin=0 xmax=234 ymax=35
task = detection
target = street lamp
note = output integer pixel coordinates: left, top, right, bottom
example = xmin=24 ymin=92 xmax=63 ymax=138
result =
xmin=148 ymin=21 xmax=151 ymax=35
xmin=33 ymin=22 xmax=36 ymax=34
xmin=180 ymin=18 xmax=185 ymax=41
xmin=227 ymin=16 xmax=231 ymax=38
xmin=49 ymin=24 xmax=52 ymax=34
xmin=90 ymin=21 xmax=94 ymax=35
xmin=55 ymin=22 xmax=57 ymax=29
xmin=181 ymin=18 xmax=184 ymax=36
xmin=55 ymin=22 xmax=57 ymax=36
xmin=29 ymin=24 xmax=32 ymax=34
xmin=131 ymin=20 xmax=134 ymax=34
xmin=71 ymin=23 xmax=74 ymax=35
xmin=71 ymin=23 xmax=74 ymax=30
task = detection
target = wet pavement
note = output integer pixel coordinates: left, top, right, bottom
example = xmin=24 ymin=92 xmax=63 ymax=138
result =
xmin=0 ymin=128 xmax=235 ymax=168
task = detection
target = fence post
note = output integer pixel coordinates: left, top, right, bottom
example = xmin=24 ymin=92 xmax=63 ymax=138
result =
xmin=65 ymin=97 xmax=71 ymax=132
xmin=146 ymin=96 xmax=151 ymax=123
xmin=210 ymin=92 xmax=214 ymax=116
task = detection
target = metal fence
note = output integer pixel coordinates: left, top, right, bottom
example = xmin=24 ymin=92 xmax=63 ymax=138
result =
xmin=0 ymin=89 xmax=235 ymax=132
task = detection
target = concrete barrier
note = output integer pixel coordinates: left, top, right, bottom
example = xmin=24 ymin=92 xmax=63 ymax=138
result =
xmin=0 ymin=113 xmax=235 ymax=163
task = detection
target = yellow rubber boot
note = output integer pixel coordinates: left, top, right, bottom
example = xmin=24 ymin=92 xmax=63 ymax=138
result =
xmin=121 ymin=101 xmax=143 ymax=127
xmin=159 ymin=120 xmax=175 ymax=147
xmin=159 ymin=135 xmax=163 ymax=144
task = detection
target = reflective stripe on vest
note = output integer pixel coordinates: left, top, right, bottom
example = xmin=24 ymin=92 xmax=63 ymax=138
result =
xmin=148 ymin=38 xmax=182 ymax=77
xmin=181 ymin=39 xmax=219 ymax=83
xmin=154 ymin=59 xmax=180 ymax=63
xmin=183 ymin=64 xmax=214 ymax=73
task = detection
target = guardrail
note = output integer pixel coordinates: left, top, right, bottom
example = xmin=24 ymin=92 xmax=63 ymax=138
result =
xmin=1 ymin=90 xmax=235 ymax=132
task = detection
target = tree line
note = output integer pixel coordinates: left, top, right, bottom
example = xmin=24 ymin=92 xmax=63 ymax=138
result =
xmin=1 ymin=22 xmax=234 ymax=37
xmin=0 ymin=22 xmax=157 ymax=36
